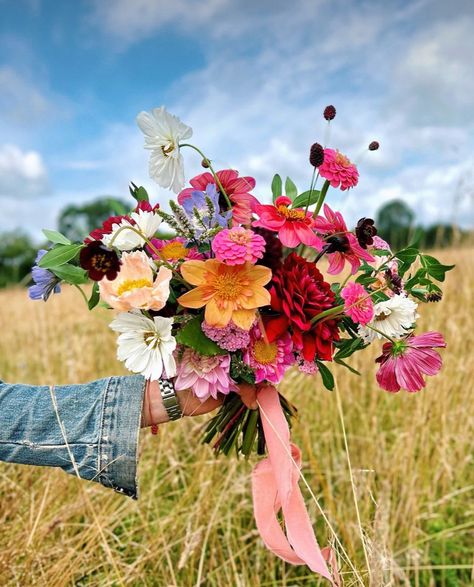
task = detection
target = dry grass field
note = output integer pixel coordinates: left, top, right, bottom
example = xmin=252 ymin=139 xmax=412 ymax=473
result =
xmin=0 ymin=248 xmax=472 ymax=586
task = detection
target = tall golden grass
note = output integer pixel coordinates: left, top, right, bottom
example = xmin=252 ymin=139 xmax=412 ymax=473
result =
xmin=0 ymin=248 xmax=472 ymax=586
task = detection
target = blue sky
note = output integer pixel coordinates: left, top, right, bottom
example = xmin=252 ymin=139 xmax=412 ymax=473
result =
xmin=1 ymin=0 xmax=473 ymax=240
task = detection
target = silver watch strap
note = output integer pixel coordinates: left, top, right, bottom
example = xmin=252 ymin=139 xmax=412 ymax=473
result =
xmin=159 ymin=379 xmax=182 ymax=420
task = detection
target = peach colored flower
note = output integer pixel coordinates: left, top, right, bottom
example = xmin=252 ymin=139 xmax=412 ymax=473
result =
xmin=177 ymin=259 xmax=271 ymax=329
xmin=99 ymin=251 xmax=172 ymax=311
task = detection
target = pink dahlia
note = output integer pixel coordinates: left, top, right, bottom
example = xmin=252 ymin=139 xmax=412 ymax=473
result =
xmin=202 ymin=319 xmax=252 ymax=351
xmin=314 ymin=204 xmax=374 ymax=274
xmin=147 ymin=237 xmax=204 ymax=263
xmin=318 ymin=148 xmax=359 ymax=190
xmin=178 ymin=169 xmax=258 ymax=225
xmin=341 ymin=282 xmax=374 ymax=325
xmin=174 ymin=348 xmax=236 ymax=401
xmin=243 ymin=325 xmax=295 ymax=384
xmin=253 ymin=196 xmax=323 ymax=249
xmin=375 ymin=331 xmax=446 ymax=393
xmin=211 ymin=227 xmax=266 ymax=265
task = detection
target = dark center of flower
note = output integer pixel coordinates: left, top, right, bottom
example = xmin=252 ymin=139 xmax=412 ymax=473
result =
xmin=91 ymin=253 xmax=114 ymax=272
xmin=325 ymin=234 xmax=350 ymax=253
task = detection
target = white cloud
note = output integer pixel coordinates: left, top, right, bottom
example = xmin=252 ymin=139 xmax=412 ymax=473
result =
xmin=0 ymin=144 xmax=50 ymax=198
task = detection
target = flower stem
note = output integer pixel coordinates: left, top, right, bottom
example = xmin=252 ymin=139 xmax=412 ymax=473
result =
xmin=304 ymin=167 xmax=318 ymax=216
xmin=313 ymin=179 xmax=330 ymax=217
xmin=310 ymin=285 xmax=388 ymax=325
xmin=367 ymin=324 xmax=397 ymax=344
xmin=73 ymin=284 xmax=89 ymax=306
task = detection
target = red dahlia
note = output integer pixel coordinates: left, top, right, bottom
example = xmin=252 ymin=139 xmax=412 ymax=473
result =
xmin=85 ymin=214 xmax=135 ymax=244
xmin=264 ymin=253 xmax=339 ymax=361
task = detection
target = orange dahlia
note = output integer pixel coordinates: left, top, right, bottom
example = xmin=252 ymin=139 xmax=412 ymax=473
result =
xmin=177 ymin=259 xmax=272 ymax=329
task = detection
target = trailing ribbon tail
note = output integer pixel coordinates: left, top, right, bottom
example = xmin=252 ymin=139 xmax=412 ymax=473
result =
xmin=252 ymin=384 xmax=339 ymax=586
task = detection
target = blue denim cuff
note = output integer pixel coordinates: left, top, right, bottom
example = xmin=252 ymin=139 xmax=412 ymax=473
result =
xmin=97 ymin=375 xmax=146 ymax=499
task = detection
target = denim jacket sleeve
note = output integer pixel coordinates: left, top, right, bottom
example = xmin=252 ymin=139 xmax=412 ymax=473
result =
xmin=0 ymin=375 xmax=146 ymax=499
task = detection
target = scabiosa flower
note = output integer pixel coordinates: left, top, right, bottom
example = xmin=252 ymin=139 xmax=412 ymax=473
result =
xmin=212 ymin=227 xmax=266 ymax=265
xmin=252 ymin=196 xmax=323 ymax=249
xmin=318 ymin=149 xmax=359 ymax=190
xmin=355 ymin=218 xmax=377 ymax=249
xmin=110 ymin=312 xmax=177 ymax=380
xmin=175 ymin=348 xmax=236 ymax=401
xmin=202 ymin=320 xmax=251 ymax=351
xmin=375 ymin=331 xmax=446 ymax=392
xmin=79 ymin=241 xmax=121 ymax=281
xmin=147 ymin=237 xmax=203 ymax=263
xmin=358 ymin=294 xmax=419 ymax=343
xmin=136 ymin=106 xmax=193 ymax=193
xmin=243 ymin=326 xmax=294 ymax=384
xmin=265 ymin=253 xmax=339 ymax=361
xmin=314 ymin=204 xmax=374 ymax=274
xmin=368 ymin=141 xmax=380 ymax=151
xmin=28 ymin=250 xmax=61 ymax=301
xmin=323 ymin=105 xmax=336 ymax=120
xmin=99 ymin=251 xmax=172 ymax=311
xmin=181 ymin=183 xmax=231 ymax=235
xmin=309 ymin=142 xmax=325 ymax=167
xmin=341 ymin=282 xmax=374 ymax=325
xmin=178 ymin=169 xmax=258 ymax=224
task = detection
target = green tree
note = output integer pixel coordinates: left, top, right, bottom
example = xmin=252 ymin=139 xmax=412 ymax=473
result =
xmin=58 ymin=196 xmax=132 ymax=242
xmin=0 ymin=231 xmax=37 ymax=288
xmin=376 ymin=199 xmax=415 ymax=250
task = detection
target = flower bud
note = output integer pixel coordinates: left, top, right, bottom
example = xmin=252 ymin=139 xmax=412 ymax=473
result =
xmin=323 ymin=105 xmax=336 ymax=121
xmin=426 ymin=291 xmax=443 ymax=302
xmin=368 ymin=141 xmax=380 ymax=151
xmin=309 ymin=143 xmax=325 ymax=167
xmin=201 ymin=158 xmax=211 ymax=168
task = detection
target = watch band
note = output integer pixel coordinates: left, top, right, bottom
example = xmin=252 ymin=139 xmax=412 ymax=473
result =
xmin=159 ymin=379 xmax=182 ymax=420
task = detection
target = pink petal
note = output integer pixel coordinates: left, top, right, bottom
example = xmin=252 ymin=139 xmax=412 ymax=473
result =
xmin=410 ymin=331 xmax=446 ymax=349
xmin=394 ymin=354 xmax=426 ymax=392
xmin=376 ymin=356 xmax=400 ymax=392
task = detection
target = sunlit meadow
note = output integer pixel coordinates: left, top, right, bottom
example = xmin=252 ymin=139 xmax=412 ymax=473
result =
xmin=0 ymin=248 xmax=472 ymax=587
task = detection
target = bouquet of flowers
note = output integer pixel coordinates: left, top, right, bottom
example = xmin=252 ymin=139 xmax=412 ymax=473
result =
xmin=30 ymin=104 xmax=453 ymax=582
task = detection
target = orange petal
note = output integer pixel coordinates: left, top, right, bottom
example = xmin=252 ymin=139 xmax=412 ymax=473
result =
xmin=177 ymin=286 xmax=207 ymax=308
xmin=205 ymin=298 xmax=233 ymax=327
xmin=180 ymin=261 xmax=209 ymax=286
xmin=240 ymin=286 xmax=271 ymax=309
xmin=246 ymin=263 xmax=272 ymax=286
xmin=232 ymin=308 xmax=257 ymax=330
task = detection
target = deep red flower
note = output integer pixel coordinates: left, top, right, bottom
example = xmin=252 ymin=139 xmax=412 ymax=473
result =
xmin=264 ymin=253 xmax=339 ymax=361
xmin=79 ymin=241 xmax=121 ymax=281
xmin=85 ymin=214 xmax=135 ymax=244
xmin=177 ymin=169 xmax=258 ymax=225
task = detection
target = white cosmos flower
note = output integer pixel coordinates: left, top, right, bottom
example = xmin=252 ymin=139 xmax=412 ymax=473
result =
xmin=102 ymin=209 xmax=162 ymax=251
xmin=358 ymin=294 xmax=419 ymax=343
xmin=136 ymin=106 xmax=193 ymax=193
xmin=110 ymin=312 xmax=177 ymax=380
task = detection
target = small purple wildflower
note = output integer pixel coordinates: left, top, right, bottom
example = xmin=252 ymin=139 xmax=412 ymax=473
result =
xmin=182 ymin=183 xmax=231 ymax=235
xmin=28 ymin=250 xmax=61 ymax=301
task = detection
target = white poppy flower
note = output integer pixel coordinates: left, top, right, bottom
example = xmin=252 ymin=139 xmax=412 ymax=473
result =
xmin=110 ymin=312 xmax=177 ymax=380
xmin=136 ymin=106 xmax=193 ymax=193
xmin=358 ymin=294 xmax=419 ymax=343
xmin=102 ymin=209 xmax=162 ymax=251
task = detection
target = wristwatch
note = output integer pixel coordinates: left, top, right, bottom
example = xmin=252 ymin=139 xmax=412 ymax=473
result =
xmin=159 ymin=379 xmax=183 ymax=420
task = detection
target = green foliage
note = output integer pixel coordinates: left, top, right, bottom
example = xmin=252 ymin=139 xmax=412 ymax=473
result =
xmin=175 ymin=315 xmax=225 ymax=356
xmin=291 ymin=189 xmax=321 ymax=209
xmin=316 ymin=360 xmax=334 ymax=390
xmin=42 ymin=229 xmax=71 ymax=245
xmin=271 ymin=174 xmax=282 ymax=202
xmin=0 ymin=231 xmax=37 ymax=288
xmin=88 ymin=282 xmax=100 ymax=310
xmin=284 ymin=177 xmax=297 ymax=200
xmin=38 ymin=244 xmax=83 ymax=269
xmin=129 ymin=182 xmax=149 ymax=203
xmin=51 ymin=264 xmax=88 ymax=284
xmin=230 ymin=355 xmax=256 ymax=385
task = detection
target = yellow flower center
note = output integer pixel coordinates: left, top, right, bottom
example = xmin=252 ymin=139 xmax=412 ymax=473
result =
xmin=212 ymin=273 xmax=244 ymax=301
xmin=335 ymin=151 xmax=351 ymax=167
xmin=144 ymin=331 xmax=161 ymax=349
xmin=161 ymin=142 xmax=175 ymax=157
xmin=228 ymin=230 xmax=251 ymax=245
xmin=161 ymin=241 xmax=188 ymax=260
xmin=117 ymin=278 xmax=152 ymax=296
xmin=277 ymin=205 xmax=306 ymax=220
xmin=253 ymin=340 xmax=278 ymax=364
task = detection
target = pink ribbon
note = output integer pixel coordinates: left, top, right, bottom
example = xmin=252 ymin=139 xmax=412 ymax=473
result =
xmin=252 ymin=385 xmax=339 ymax=585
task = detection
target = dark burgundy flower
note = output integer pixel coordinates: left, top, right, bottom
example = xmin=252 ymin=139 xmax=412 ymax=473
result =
xmin=355 ymin=217 xmax=377 ymax=248
xmin=254 ymin=227 xmax=283 ymax=272
xmin=368 ymin=141 xmax=380 ymax=151
xmin=264 ymin=253 xmax=339 ymax=361
xmin=79 ymin=241 xmax=121 ymax=281
xmin=309 ymin=143 xmax=325 ymax=167
xmin=426 ymin=291 xmax=443 ymax=302
xmin=323 ymin=105 xmax=336 ymax=121
xmin=85 ymin=214 xmax=134 ymax=244
xmin=385 ymin=268 xmax=403 ymax=295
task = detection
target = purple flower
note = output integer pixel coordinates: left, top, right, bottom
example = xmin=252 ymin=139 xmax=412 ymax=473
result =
xmin=182 ymin=182 xmax=230 ymax=235
xmin=28 ymin=250 xmax=61 ymax=301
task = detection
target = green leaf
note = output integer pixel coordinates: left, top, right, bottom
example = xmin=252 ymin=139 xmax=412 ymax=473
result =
xmin=38 ymin=244 xmax=84 ymax=269
xmin=129 ymin=182 xmax=149 ymax=203
xmin=335 ymin=358 xmax=361 ymax=376
xmin=42 ymin=229 xmax=71 ymax=245
xmin=291 ymin=190 xmax=321 ymax=209
xmin=285 ymin=177 xmax=297 ymax=200
xmin=88 ymin=282 xmax=100 ymax=310
xmin=51 ymin=264 xmax=89 ymax=284
xmin=271 ymin=174 xmax=282 ymax=202
xmin=395 ymin=247 xmax=419 ymax=264
xmin=334 ymin=337 xmax=365 ymax=360
xmin=175 ymin=316 xmax=226 ymax=356
xmin=316 ymin=361 xmax=334 ymax=391
xmin=420 ymin=254 xmax=454 ymax=282
xmin=355 ymin=274 xmax=377 ymax=286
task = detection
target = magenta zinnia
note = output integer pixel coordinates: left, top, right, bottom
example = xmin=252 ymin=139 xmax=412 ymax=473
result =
xmin=212 ymin=227 xmax=266 ymax=265
xmin=375 ymin=331 xmax=446 ymax=393
xmin=243 ymin=325 xmax=294 ymax=384
xmin=318 ymin=148 xmax=358 ymax=190
xmin=341 ymin=282 xmax=374 ymax=325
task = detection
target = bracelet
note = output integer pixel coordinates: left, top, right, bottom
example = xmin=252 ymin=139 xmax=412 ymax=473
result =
xmin=159 ymin=379 xmax=183 ymax=421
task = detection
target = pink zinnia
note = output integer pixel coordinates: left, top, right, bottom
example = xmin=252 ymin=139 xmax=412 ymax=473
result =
xmin=147 ymin=237 xmax=203 ymax=262
xmin=318 ymin=148 xmax=359 ymax=190
xmin=202 ymin=320 xmax=251 ymax=351
xmin=174 ymin=348 xmax=236 ymax=401
xmin=375 ymin=331 xmax=446 ymax=393
xmin=253 ymin=196 xmax=323 ymax=249
xmin=341 ymin=282 xmax=374 ymax=325
xmin=243 ymin=326 xmax=295 ymax=384
xmin=178 ymin=169 xmax=258 ymax=225
xmin=314 ymin=204 xmax=374 ymax=274
xmin=212 ymin=227 xmax=266 ymax=265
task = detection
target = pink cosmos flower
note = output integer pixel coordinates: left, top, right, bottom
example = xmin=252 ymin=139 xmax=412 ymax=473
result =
xmin=375 ymin=331 xmax=446 ymax=393
xmin=202 ymin=320 xmax=252 ymax=351
xmin=314 ymin=204 xmax=374 ymax=274
xmin=341 ymin=282 xmax=374 ymax=325
xmin=252 ymin=196 xmax=323 ymax=249
xmin=178 ymin=169 xmax=258 ymax=225
xmin=243 ymin=325 xmax=295 ymax=384
xmin=318 ymin=148 xmax=359 ymax=190
xmin=211 ymin=227 xmax=266 ymax=265
xmin=147 ymin=237 xmax=204 ymax=262
xmin=174 ymin=348 xmax=236 ymax=401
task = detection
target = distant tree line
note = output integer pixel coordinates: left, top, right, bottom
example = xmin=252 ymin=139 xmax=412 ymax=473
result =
xmin=0 ymin=197 xmax=469 ymax=288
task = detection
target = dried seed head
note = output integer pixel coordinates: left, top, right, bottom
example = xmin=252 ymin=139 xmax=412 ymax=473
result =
xmin=309 ymin=142 xmax=325 ymax=167
xmin=323 ymin=105 xmax=336 ymax=121
xmin=368 ymin=141 xmax=380 ymax=151
xmin=426 ymin=291 xmax=443 ymax=302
